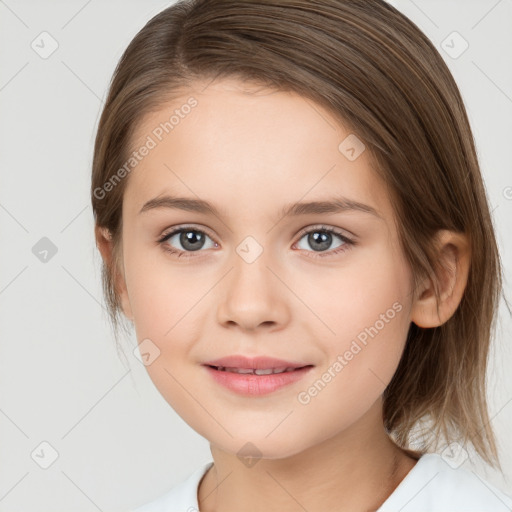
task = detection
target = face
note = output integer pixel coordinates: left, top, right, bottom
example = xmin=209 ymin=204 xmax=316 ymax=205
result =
xmin=117 ymin=78 xmax=414 ymax=459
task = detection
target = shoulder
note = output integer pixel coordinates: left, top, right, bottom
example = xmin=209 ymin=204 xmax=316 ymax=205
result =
xmin=379 ymin=453 xmax=512 ymax=512
xmin=131 ymin=461 xmax=213 ymax=512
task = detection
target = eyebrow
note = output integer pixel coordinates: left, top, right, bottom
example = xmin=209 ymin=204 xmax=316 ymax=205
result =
xmin=139 ymin=194 xmax=382 ymax=220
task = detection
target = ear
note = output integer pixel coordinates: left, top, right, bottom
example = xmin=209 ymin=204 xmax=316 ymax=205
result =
xmin=410 ymin=230 xmax=471 ymax=328
xmin=95 ymin=225 xmax=134 ymax=322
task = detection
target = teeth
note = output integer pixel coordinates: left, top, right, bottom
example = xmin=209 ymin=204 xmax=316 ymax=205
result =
xmin=230 ymin=367 xmax=254 ymax=374
xmin=215 ymin=366 xmax=298 ymax=375
xmin=255 ymin=369 xmax=274 ymax=375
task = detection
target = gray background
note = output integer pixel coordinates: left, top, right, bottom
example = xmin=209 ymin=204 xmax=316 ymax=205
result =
xmin=0 ymin=0 xmax=511 ymax=510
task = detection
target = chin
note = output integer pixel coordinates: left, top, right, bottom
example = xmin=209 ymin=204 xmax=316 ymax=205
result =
xmin=213 ymin=433 xmax=311 ymax=463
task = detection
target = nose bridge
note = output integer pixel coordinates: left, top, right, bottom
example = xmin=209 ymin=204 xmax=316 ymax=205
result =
xmin=216 ymin=234 xmax=288 ymax=330
xmin=230 ymin=234 xmax=275 ymax=300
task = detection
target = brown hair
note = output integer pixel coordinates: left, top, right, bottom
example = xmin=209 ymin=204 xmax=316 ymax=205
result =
xmin=91 ymin=0 xmax=506 ymax=470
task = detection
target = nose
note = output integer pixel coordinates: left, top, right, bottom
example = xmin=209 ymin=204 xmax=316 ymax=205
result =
xmin=216 ymin=248 xmax=290 ymax=332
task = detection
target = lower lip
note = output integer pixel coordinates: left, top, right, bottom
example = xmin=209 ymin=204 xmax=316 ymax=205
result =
xmin=203 ymin=365 xmax=314 ymax=396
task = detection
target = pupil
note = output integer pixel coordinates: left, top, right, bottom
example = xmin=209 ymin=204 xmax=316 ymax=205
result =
xmin=181 ymin=230 xmax=204 ymax=251
xmin=309 ymin=231 xmax=331 ymax=251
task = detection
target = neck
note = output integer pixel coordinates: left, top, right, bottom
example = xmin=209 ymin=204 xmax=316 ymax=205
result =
xmin=197 ymin=399 xmax=420 ymax=512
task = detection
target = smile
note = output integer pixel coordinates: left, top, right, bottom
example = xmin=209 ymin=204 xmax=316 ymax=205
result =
xmin=203 ymin=364 xmax=314 ymax=396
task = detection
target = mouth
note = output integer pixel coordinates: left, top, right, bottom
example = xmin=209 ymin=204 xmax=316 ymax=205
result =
xmin=202 ymin=363 xmax=315 ymax=396
xmin=205 ymin=364 xmax=313 ymax=375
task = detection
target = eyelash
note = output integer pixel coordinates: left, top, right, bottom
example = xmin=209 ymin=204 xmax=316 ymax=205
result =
xmin=157 ymin=225 xmax=355 ymax=260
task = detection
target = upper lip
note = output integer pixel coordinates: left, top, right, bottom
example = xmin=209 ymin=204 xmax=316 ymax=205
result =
xmin=202 ymin=355 xmax=312 ymax=370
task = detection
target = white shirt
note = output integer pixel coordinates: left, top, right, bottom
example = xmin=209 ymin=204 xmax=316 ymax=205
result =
xmin=132 ymin=453 xmax=512 ymax=511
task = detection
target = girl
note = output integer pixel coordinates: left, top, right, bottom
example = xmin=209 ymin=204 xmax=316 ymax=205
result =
xmin=91 ymin=0 xmax=512 ymax=510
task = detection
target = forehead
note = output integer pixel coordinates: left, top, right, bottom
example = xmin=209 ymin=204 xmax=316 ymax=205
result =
xmin=124 ymin=78 xmax=393 ymax=223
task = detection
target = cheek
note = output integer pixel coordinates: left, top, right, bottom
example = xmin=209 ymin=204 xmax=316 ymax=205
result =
xmin=297 ymin=244 xmax=412 ymax=344
xmin=298 ymin=247 xmax=411 ymax=396
xmin=124 ymin=248 xmax=210 ymax=397
xmin=123 ymin=244 xmax=203 ymax=336
xmin=293 ymin=287 xmax=409 ymax=444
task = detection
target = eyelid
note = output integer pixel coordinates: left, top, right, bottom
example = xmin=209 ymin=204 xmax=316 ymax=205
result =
xmin=158 ymin=223 xmax=355 ymax=245
xmin=157 ymin=223 xmax=356 ymax=261
xmin=295 ymin=223 xmax=356 ymax=242
xmin=158 ymin=223 xmax=219 ymax=243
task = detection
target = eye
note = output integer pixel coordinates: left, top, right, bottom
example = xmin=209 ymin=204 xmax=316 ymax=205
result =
xmin=157 ymin=224 xmax=355 ymax=260
xmin=158 ymin=226 xmax=217 ymax=258
xmin=294 ymin=225 xmax=355 ymax=258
